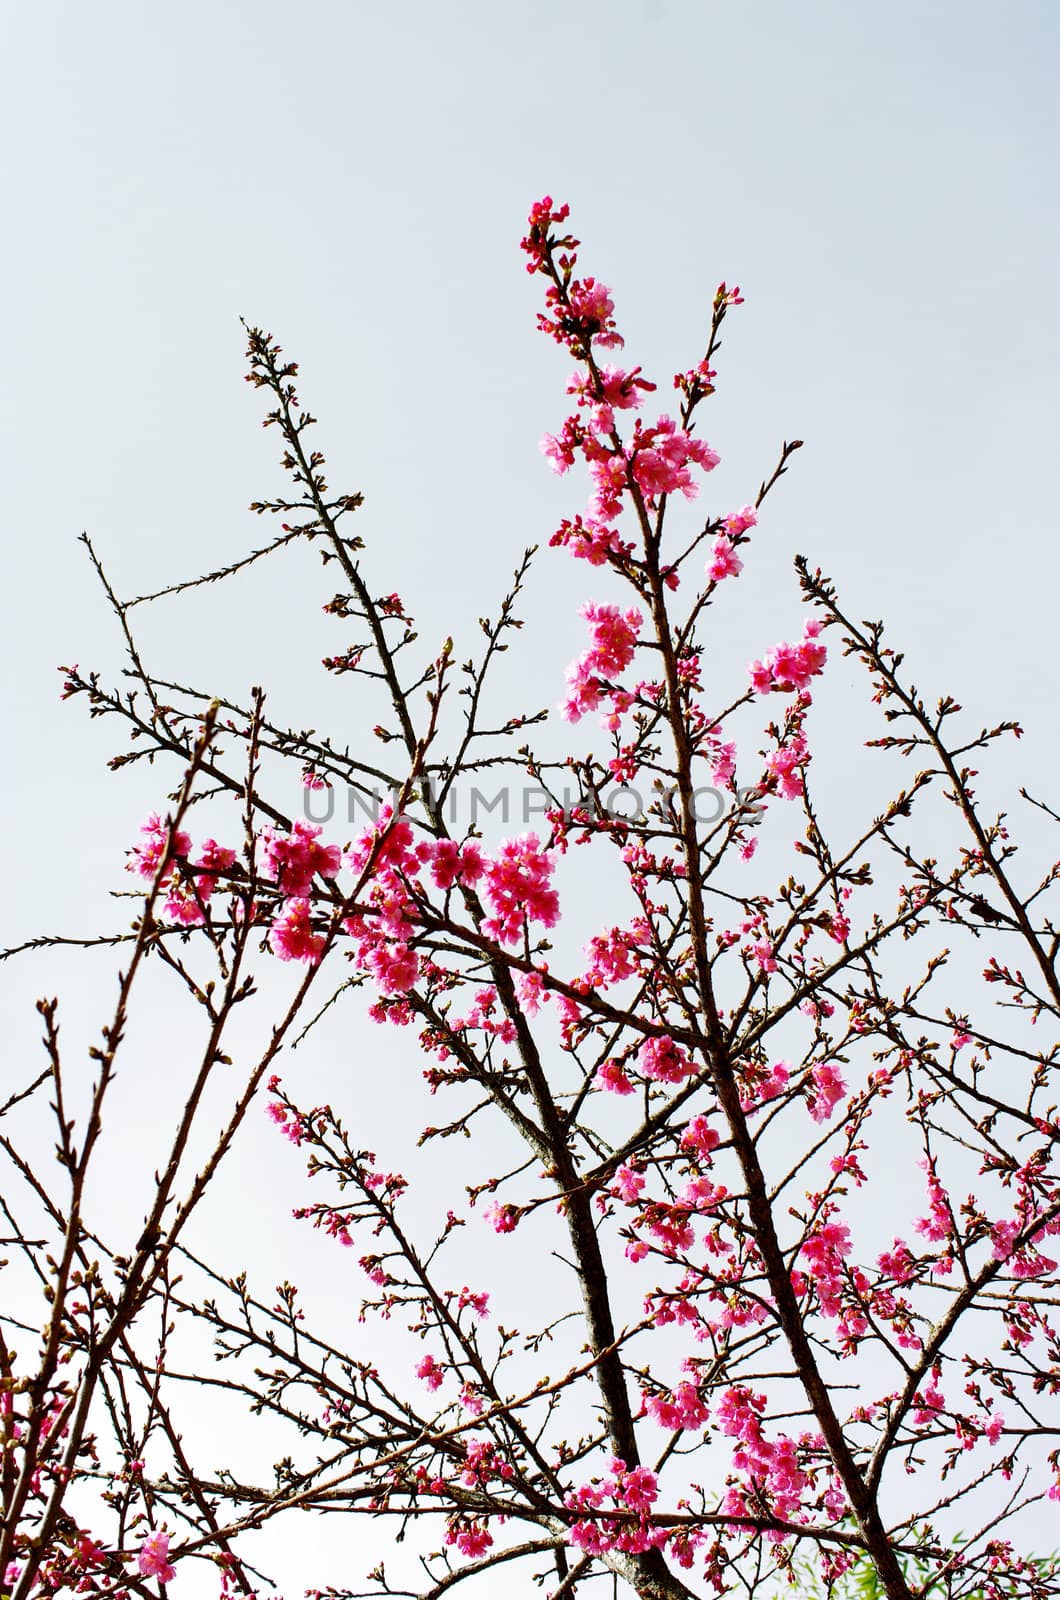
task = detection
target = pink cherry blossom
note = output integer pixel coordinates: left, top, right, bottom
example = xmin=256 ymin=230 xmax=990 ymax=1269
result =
xmin=520 ymin=195 xmax=570 ymax=272
xmin=549 ymin=514 xmax=634 ymax=567
xmin=638 ymin=1034 xmax=695 ymax=1084
xmin=628 ymin=415 xmax=719 ymax=503
xmin=618 ymin=1463 xmax=659 ymax=1511
xmin=749 ymin=618 xmax=827 ymax=695
xmin=446 ymin=1519 xmax=493 ymax=1558
xmin=597 ymin=1060 xmax=636 ymax=1096
xmin=707 ymin=536 xmax=743 ymax=582
xmin=643 ymin=1380 xmax=709 ymax=1432
xmin=709 ymin=739 xmax=737 ymax=787
xmin=460 ymin=1384 xmax=485 ymax=1416
xmin=541 ymin=427 xmax=577 ymax=474
xmin=345 ymin=804 xmax=417 ymax=876
xmin=127 ymin=814 xmax=191 ymax=880
xmin=517 ymin=968 xmax=548 ymax=1015
xmin=587 ymin=452 xmax=629 ymax=521
xmin=563 ymin=601 xmax=643 ymax=723
xmin=159 ymin=879 xmax=204 ymax=927
xmin=581 ymin=927 xmax=638 ymax=987
xmin=681 ymin=1115 xmax=721 ymax=1160
xmin=567 ymin=277 xmax=621 ymax=346
xmin=268 ymin=898 xmax=325 ymax=964
xmin=415 ymin=1354 xmax=444 ymax=1391
xmin=914 ymin=1163 xmax=953 ymax=1244
xmin=456 ymin=1286 xmax=490 ymax=1318
xmin=424 ymin=838 xmax=484 ymax=891
xmin=751 ymin=940 xmax=778 ymax=974
xmin=745 ymin=1061 xmax=789 ymax=1111
xmin=807 ymin=1061 xmax=847 ymax=1123
xmin=800 ymin=1219 xmax=852 ymax=1319
xmin=765 ymin=729 xmax=809 ymax=799
xmin=483 ymin=1201 xmax=519 ymax=1233
xmin=482 ymin=833 xmax=559 ymax=944
xmin=137 ymin=1531 xmax=176 ymax=1583
xmin=723 ymin=504 xmax=757 ymax=537
xmin=260 ymin=820 xmax=341 ymax=896
xmin=611 ymin=1163 xmax=646 ymax=1203
xmin=193 ymin=839 xmax=237 ymax=899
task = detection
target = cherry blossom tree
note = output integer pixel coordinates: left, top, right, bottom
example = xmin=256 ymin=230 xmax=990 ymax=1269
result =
xmin=2 ymin=198 xmax=1059 ymax=1600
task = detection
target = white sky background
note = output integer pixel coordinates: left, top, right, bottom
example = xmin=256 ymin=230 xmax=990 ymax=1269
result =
xmin=1 ymin=2 xmax=1059 ymax=1595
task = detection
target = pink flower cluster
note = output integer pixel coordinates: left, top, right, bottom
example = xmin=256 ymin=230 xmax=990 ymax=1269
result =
xmin=517 ymin=967 xmax=549 ymax=1015
xmin=568 ymin=362 xmax=656 ymax=437
xmin=253 ymin=820 xmax=347 ymax=963
xmin=707 ymin=537 xmax=743 ymax=583
xmin=483 ymin=1200 xmax=519 ymax=1233
xmin=127 ymin=816 xmax=237 ymax=927
xmin=194 ymin=839 xmax=237 ymax=897
xmin=520 ymin=195 xmax=571 ymax=270
xmin=740 ymin=1060 xmax=790 ymax=1114
xmin=563 ymin=602 xmax=642 ymax=724
xmin=549 ymin=514 xmax=634 ymax=568
xmin=527 ymin=200 xmax=727 ymax=564
xmin=345 ymin=805 xmax=415 ymax=876
xmin=680 ymin=1114 xmax=721 ymax=1161
xmin=642 ymin=1379 xmax=709 ymax=1432
xmin=343 ymin=807 xmax=423 ymax=991
xmin=260 ymin=820 xmax=342 ymax=895
xmin=597 ymin=1059 xmax=636 ymax=1096
xmin=877 ymin=1240 xmax=917 ymax=1285
xmin=724 ymin=505 xmax=757 ymax=539
xmin=269 ymin=897 xmax=324 ymax=964
xmin=451 ymin=985 xmax=517 ymax=1047
xmin=638 ymin=1034 xmax=695 ymax=1085
xmin=806 ymin=1061 xmax=847 ymax=1124
xmin=765 ymin=727 xmax=810 ymax=800
xmin=560 ymin=277 xmax=623 ymax=351
xmin=454 ymin=1286 xmax=490 ymax=1319
xmin=581 ymin=925 xmax=642 ymax=988
xmin=522 ymin=196 xmax=622 ymax=356
xmin=627 ymin=416 xmax=720 ymax=506
xmin=427 ymin=837 xmax=485 ymax=891
xmin=705 ymin=735 xmax=737 ymax=788
xmin=445 ymin=1517 xmax=493 ymax=1559
xmin=990 ymin=1218 xmax=1059 ymax=1280
xmin=610 ymin=1162 xmax=646 ymax=1204
xmin=749 ymin=619 xmax=827 ymax=695
xmin=911 ymin=1375 xmax=946 ymax=1429
xmin=460 ymin=1438 xmax=513 ymax=1488
xmin=596 ymin=1033 xmax=697 ymax=1097
xmin=343 ymin=809 xmax=532 ymax=995
xmin=482 ymin=833 xmax=560 ymax=944
xmin=716 ymin=1386 xmax=842 ymax=1526
xmin=415 ymin=1353 xmax=444 ymax=1391
xmin=266 ymin=1096 xmax=307 ymax=1146
xmin=127 ymin=814 xmax=192 ymax=880
xmin=799 ymin=1218 xmax=852 ymax=1319
xmin=565 ymin=1459 xmax=664 ymax=1557
xmin=137 ymin=1531 xmax=176 ymax=1583
xmin=559 ymin=414 xmax=719 ymax=526
xmin=914 ymin=1161 xmax=954 ymax=1245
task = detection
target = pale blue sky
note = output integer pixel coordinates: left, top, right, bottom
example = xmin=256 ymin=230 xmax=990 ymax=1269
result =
xmin=3 ymin=0 xmax=1058 ymax=893
xmin=1 ymin=3 xmax=1058 ymax=1593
